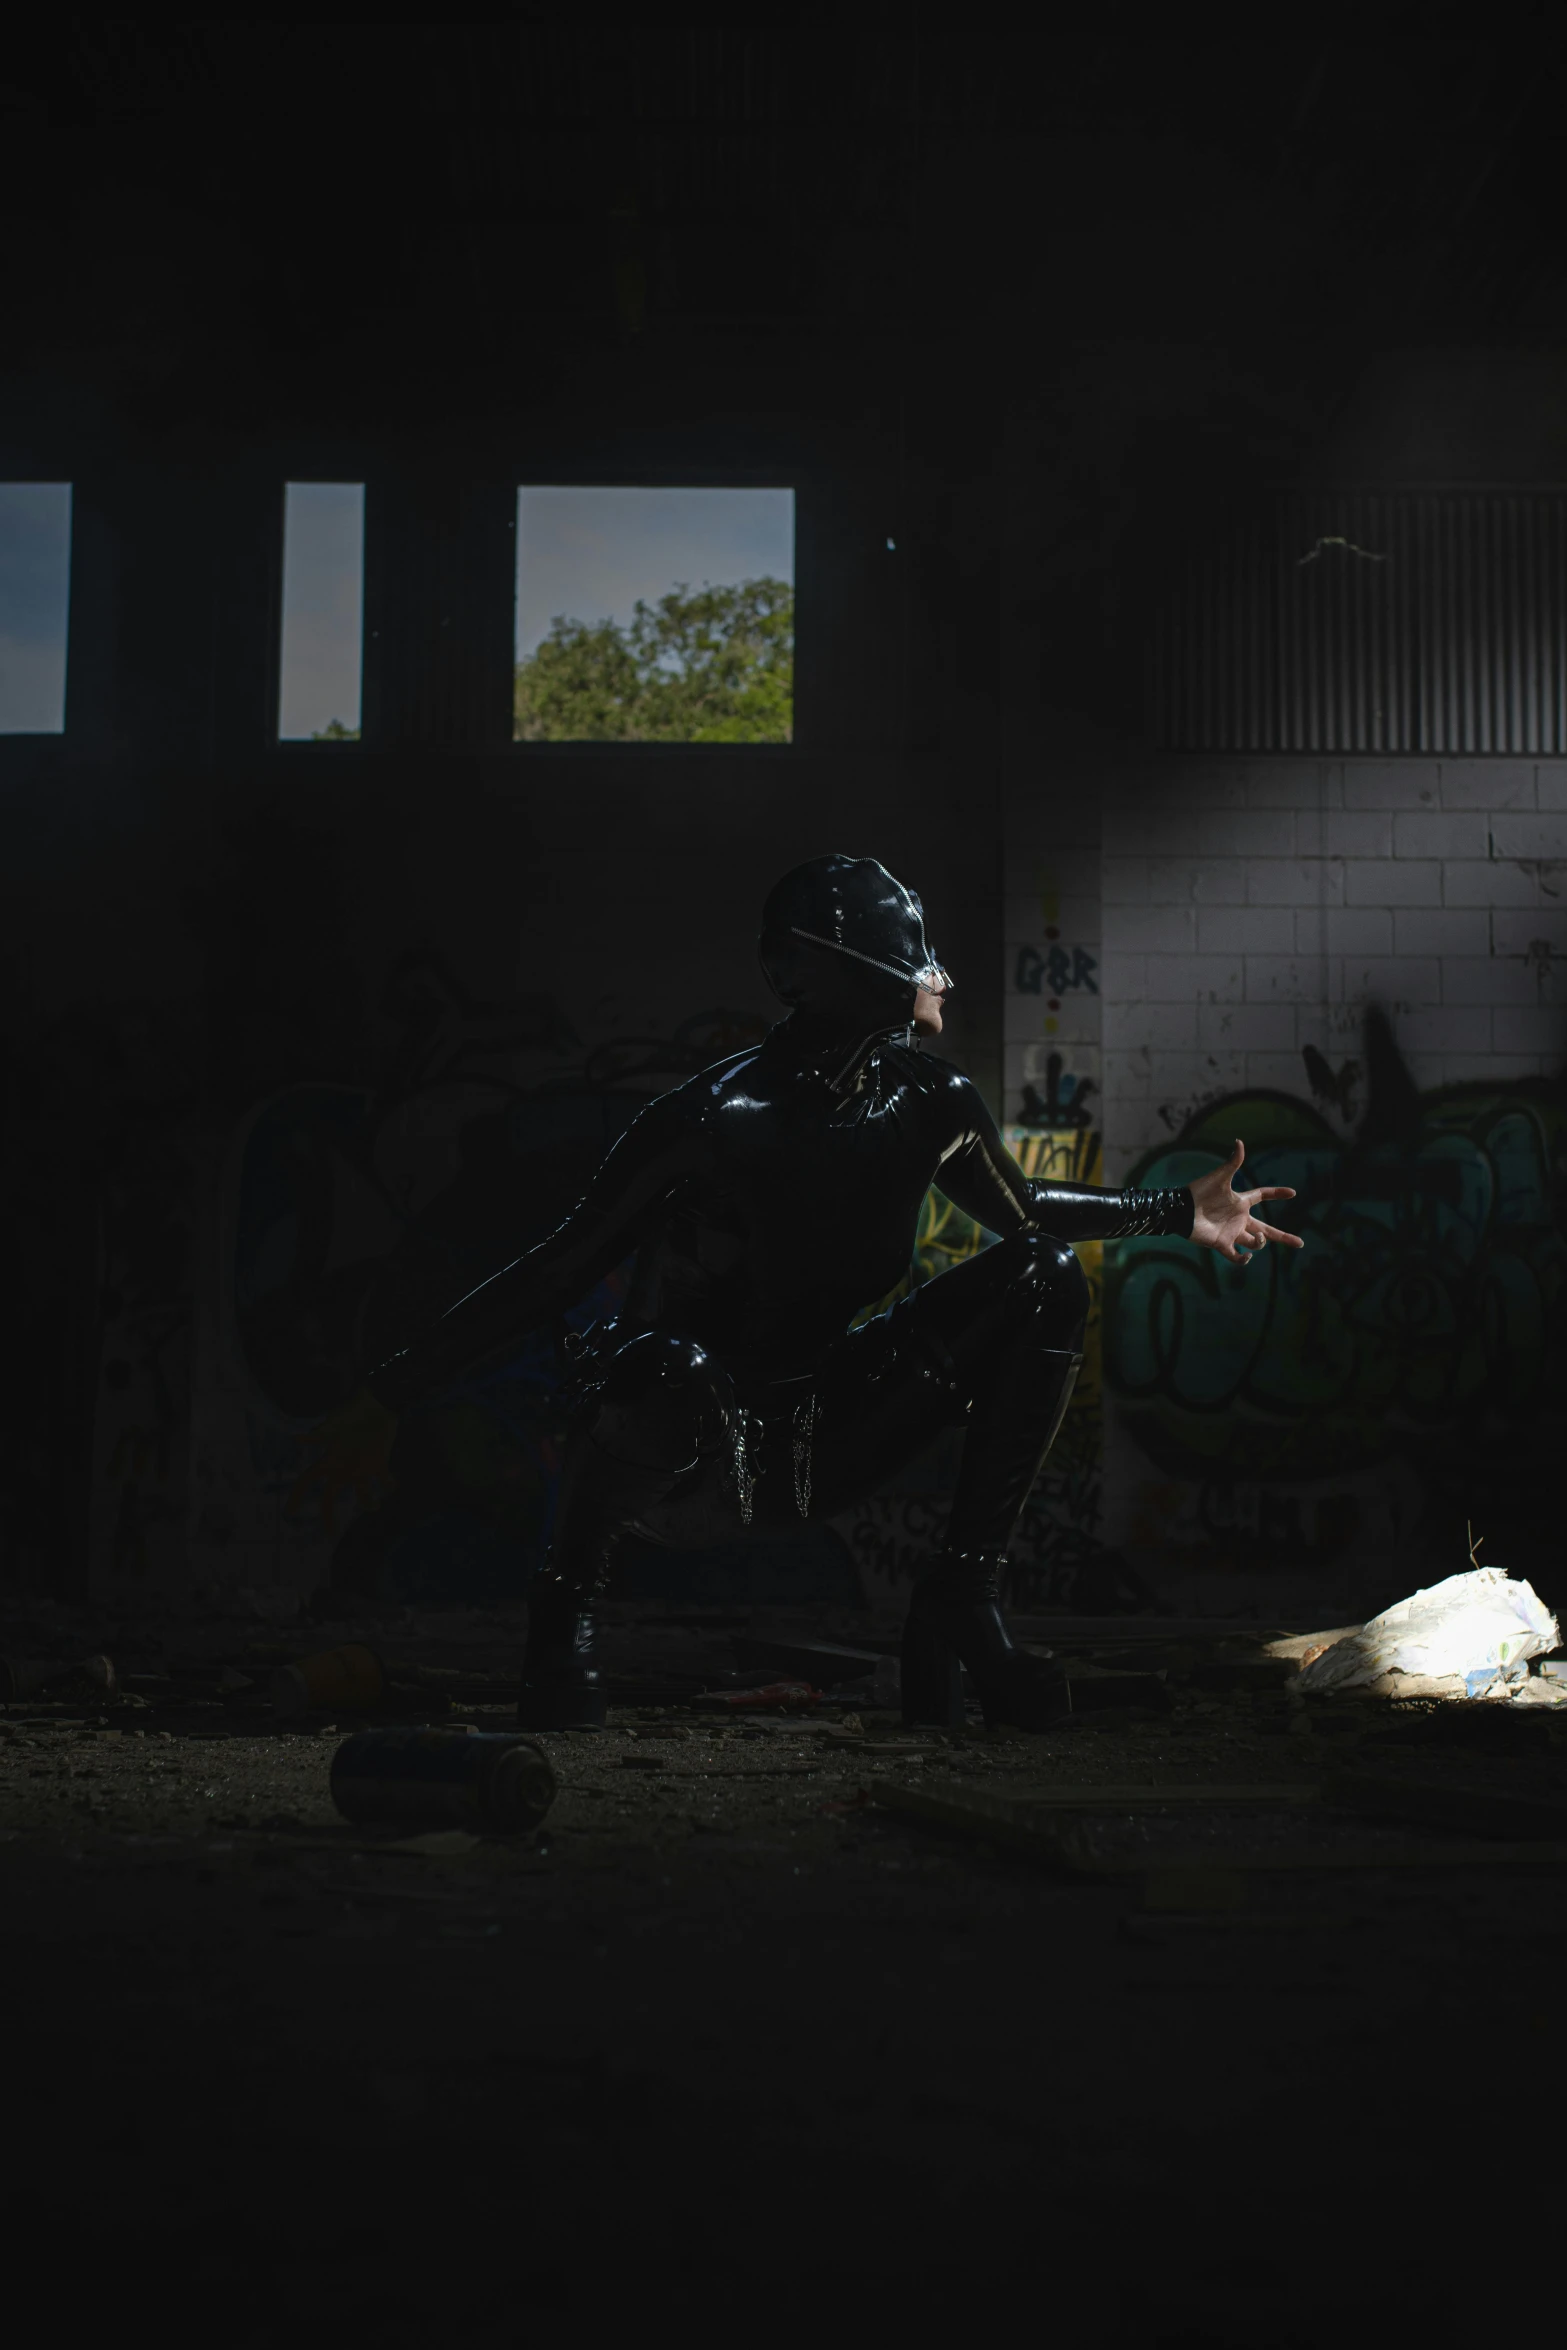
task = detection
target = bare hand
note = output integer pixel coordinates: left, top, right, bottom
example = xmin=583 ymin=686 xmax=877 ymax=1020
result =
xmin=1188 ymin=1139 xmax=1304 ymax=1267
xmin=286 ymin=1385 xmax=399 ymax=1534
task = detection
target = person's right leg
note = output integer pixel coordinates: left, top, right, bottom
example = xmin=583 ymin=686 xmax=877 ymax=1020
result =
xmin=520 ymin=1329 xmax=743 ymax=1728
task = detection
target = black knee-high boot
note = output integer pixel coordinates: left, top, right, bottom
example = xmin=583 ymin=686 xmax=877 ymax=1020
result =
xmin=519 ymin=1331 xmax=740 ymax=1730
xmin=519 ymin=1566 xmax=608 ymax=1730
xmin=517 ymin=1426 xmax=679 ymax=1731
xmin=901 ymin=1344 xmax=1082 ymax=1729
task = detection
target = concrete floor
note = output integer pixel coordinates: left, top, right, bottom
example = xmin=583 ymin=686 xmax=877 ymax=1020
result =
xmin=4 ymin=1607 xmax=1563 ymax=2341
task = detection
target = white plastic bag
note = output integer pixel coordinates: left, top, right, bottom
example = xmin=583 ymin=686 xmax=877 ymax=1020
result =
xmin=1295 ymin=1566 xmax=1559 ymax=1700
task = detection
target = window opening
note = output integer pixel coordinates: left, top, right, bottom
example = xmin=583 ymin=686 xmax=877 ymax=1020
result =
xmin=278 ymin=482 xmax=364 ymax=740
xmin=0 ymin=483 xmax=72 ymax=734
xmin=514 ymin=486 xmax=794 ymax=742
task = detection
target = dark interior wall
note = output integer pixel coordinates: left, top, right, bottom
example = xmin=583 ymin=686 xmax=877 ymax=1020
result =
xmin=1 ymin=345 xmax=1024 ymax=1096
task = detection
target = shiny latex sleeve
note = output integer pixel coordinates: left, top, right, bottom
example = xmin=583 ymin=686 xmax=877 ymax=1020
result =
xmin=1024 ymin=1179 xmax=1195 ymax=1240
xmin=366 ymin=1098 xmax=703 ymax=1410
xmin=933 ymin=1078 xmax=1195 ymax=1242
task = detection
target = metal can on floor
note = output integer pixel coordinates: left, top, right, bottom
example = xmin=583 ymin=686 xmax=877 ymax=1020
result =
xmin=329 ymin=1726 xmax=557 ymax=1834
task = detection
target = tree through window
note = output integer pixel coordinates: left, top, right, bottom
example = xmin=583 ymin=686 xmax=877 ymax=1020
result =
xmin=513 ymin=487 xmax=793 ymax=743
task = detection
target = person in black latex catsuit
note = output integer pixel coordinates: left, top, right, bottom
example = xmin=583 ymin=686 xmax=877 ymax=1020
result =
xmin=355 ymin=857 xmax=1302 ymax=1730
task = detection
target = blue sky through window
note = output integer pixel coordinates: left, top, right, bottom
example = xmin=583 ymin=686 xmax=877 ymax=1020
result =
xmin=0 ymin=484 xmax=72 ymax=734
xmin=514 ymin=486 xmax=794 ymax=658
xmin=278 ymin=482 xmax=364 ymax=739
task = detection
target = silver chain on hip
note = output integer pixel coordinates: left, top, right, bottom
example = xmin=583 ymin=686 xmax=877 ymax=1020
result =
xmin=730 ymin=1410 xmax=757 ymax=1528
xmin=791 ymin=1392 xmax=818 ymax=1520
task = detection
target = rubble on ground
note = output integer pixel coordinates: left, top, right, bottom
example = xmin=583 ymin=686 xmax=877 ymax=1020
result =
xmin=0 ymin=1592 xmax=1559 ymax=1861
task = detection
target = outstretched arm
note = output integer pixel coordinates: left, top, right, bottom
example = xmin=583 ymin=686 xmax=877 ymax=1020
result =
xmin=931 ymin=1078 xmax=1297 ymax=1254
xmin=931 ymin=1074 xmax=1196 ymax=1241
xmin=367 ymin=1094 xmax=704 ymax=1409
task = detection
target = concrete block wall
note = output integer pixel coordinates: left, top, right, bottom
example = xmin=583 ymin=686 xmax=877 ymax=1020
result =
xmin=1003 ymin=777 xmax=1104 ymax=1144
xmin=1004 ymin=753 xmax=1567 ymax=1611
xmin=1008 ymin=759 xmax=1567 ymax=1179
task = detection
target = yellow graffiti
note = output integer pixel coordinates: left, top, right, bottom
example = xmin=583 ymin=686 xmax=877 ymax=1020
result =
xmin=1010 ymin=1126 xmax=1104 ymax=1418
xmin=851 ymin=1125 xmax=1105 ymax=1428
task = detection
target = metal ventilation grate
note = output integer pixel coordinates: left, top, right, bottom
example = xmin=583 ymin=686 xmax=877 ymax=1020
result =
xmin=1152 ymin=490 xmax=1567 ymax=754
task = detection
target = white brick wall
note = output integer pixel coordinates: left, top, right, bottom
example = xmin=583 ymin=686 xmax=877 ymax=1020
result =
xmin=1005 ymin=758 xmax=1567 ymax=1181
xmin=1004 ymin=778 xmax=1104 ymax=1138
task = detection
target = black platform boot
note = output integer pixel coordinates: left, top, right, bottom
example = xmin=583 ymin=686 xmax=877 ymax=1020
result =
xmin=900 ymin=1342 xmax=1082 ymax=1729
xmin=901 ymin=1549 xmax=1072 ymax=1729
xmin=518 ymin=1560 xmax=607 ymax=1730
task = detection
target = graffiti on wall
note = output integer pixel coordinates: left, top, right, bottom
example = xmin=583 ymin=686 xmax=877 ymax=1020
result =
xmin=1015 ymin=942 xmax=1099 ymax=1000
xmin=1012 ymin=867 xmax=1099 ymax=1143
xmin=839 ymin=1488 xmax=1150 ymax=1617
xmin=1105 ymin=1020 xmax=1567 ymax=1569
xmin=1017 ymin=1049 xmax=1096 ymax=1133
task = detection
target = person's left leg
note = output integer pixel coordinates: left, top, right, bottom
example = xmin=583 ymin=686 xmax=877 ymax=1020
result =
xmin=803 ymin=1228 xmax=1090 ymax=1727
xmin=806 ymin=1227 xmax=1086 ymax=1512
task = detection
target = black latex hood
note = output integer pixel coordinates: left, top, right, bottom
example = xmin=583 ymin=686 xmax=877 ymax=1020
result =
xmin=757 ymin=855 xmax=950 ymax=1021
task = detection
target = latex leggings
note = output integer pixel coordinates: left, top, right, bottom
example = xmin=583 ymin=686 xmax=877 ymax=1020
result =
xmin=545 ymin=1228 xmax=1089 ymax=1583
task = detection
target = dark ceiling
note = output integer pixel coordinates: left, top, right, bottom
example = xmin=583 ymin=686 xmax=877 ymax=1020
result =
xmin=5 ymin=22 xmax=1567 ymax=392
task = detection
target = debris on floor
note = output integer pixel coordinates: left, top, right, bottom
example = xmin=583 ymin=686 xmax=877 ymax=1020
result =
xmin=696 ymin=1679 xmax=823 ymax=1711
xmin=874 ymin=1768 xmax=1567 ymax=1886
xmin=0 ymin=1652 xmax=116 ymax=1703
xmin=730 ymin=1635 xmax=884 ymax=1685
xmin=1059 ymin=1667 xmax=1174 ymax=1717
xmin=1290 ymin=1565 xmax=1559 ymax=1701
xmin=0 ymin=1589 xmax=1562 ymax=1876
